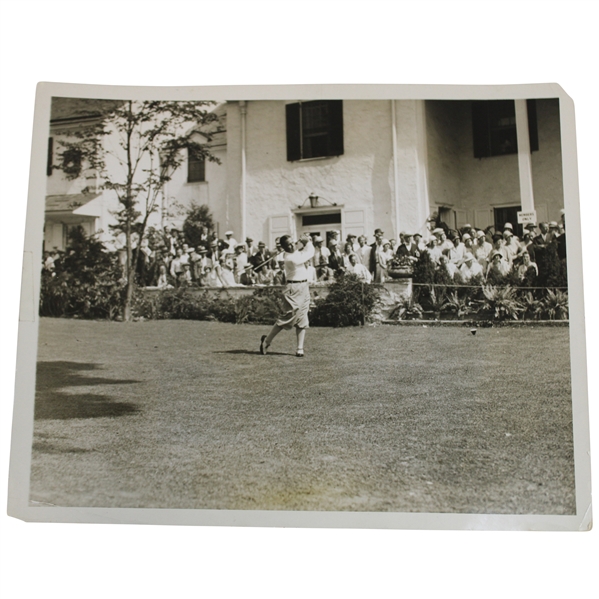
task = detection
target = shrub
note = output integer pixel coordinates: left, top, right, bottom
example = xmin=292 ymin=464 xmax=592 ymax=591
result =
xmin=441 ymin=290 xmax=475 ymax=318
xmin=540 ymin=289 xmax=569 ymax=320
xmin=310 ymin=273 xmax=381 ymax=327
xmin=39 ymin=227 xmax=125 ymax=320
xmin=388 ymin=293 xmax=424 ymax=321
xmin=479 ymin=285 xmax=523 ymax=321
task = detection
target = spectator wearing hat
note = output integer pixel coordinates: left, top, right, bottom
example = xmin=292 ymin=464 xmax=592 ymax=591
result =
xmin=341 ymin=241 xmax=355 ymax=270
xmin=369 ymin=228 xmax=385 ymax=275
xmin=376 ymin=239 xmax=394 ymax=283
xmin=223 ymin=230 xmax=238 ymax=255
xmin=433 ymin=228 xmax=453 ymax=252
xmin=346 ymin=233 xmax=360 ymax=253
xmin=473 ymin=230 xmax=493 ymax=270
xmin=233 ymin=244 xmax=248 ymax=283
xmin=459 ymin=252 xmax=484 ymax=282
xmin=486 ymin=250 xmax=511 ymax=281
xmin=240 ymin=263 xmax=256 ymax=286
xmin=193 ymin=247 xmax=210 ymax=283
xmin=448 ymin=233 xmax=466 ymax=267
xmin=491 ymin=233 xmax=509 ymax=262
xmin=413 ymin=232 xmax=426 ymax=253
xmin=396 ymin=233 xmax=418 ymax=263
xmin=503 ymin=222 xmax=519 ymax=240
xmin=251 ymin=241 xmax=273 ymax=277
xmin=503 ymin=229 xmax=520 ymax=264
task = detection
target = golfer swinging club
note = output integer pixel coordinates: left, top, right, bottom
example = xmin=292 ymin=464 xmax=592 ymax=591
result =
xmin=260 ymin=233 xmax=314 ymax=357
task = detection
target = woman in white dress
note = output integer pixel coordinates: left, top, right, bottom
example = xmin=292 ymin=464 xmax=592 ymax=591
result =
xmin=260 ymin=234 xmax=314 ymax=357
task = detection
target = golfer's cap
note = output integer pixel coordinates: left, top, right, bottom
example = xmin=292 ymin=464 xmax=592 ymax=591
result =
xmin=462 ymin=233 xmax=472 ymax=240
xmin=235 ymin=244 xmax=244 ymax=250
xmin=549 ymin=221 xmax=559 ymax=228
xmin=403 ymin=232 xmax=413 ymax=238
xmin=492 ymin=233 xmax=503 ymax=242
xmin=225 ymin=230 xmax=234 ymax=236
xmin=245 ymin=237 xmax=253 ymax=243
xmin=347 ymin=233 xmax=357 ymax=239
xmin=504 ymin=222 xmax=513 ymax=230
xmin=188 ymin=247 xmax=195 ymax=252
xmin=374 ymin=228 xmax=384 ymax=235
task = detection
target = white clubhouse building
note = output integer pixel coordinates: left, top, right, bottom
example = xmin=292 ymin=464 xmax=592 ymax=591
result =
xmin=44 ymin=97 xmax=564 ymax=251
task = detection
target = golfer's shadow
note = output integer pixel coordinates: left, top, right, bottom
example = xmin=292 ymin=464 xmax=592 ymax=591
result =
xmin=216 ymin=349 xmax=291 ymax=356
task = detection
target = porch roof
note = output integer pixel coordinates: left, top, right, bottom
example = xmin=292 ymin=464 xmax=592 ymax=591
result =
xmin=45 ymin=193 xmax=100 ymax=213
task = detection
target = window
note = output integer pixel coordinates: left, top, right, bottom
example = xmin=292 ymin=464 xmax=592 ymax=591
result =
xmin=286 ymin=100 xmax=344 ymax=161
xmin=472 ymin=100 xmax=538 ymax=158
xmin=302 ymin=212 xmax=341 ymax=227
xmin=47 ymin=137 xmax=53 ymax=176
xmin=187 ymin=147 xmax=206 ymax=183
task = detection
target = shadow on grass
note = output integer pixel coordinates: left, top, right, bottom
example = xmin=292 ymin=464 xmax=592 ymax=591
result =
xmin=34 ymin=361 xmax=141 ymax=420
xmin=215 ymin=349 xmax=292 ymax=356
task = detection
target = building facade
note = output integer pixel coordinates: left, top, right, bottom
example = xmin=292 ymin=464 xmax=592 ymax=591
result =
xmin=44 ymin=97 xmax=564 ymax=251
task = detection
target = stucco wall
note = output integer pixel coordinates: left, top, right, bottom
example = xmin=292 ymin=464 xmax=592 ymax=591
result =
xmin=223 ymin=100 xmax=433 ymax=244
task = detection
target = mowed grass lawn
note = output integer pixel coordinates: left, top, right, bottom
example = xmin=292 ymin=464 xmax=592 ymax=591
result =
xmin=30 ymin=317 xmax=575 ymax=514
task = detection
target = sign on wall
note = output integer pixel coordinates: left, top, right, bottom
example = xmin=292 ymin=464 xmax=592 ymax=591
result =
xmin=517 ymin=210 xmax=537 ymax=224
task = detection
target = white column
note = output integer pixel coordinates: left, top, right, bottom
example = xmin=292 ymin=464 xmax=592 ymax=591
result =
xmin=240 ymin=100 xmax=247 ymax=241
xmin=391 ymin=100 xmax=400 ymax=239
xmin=414 ymin=100 xmax=430 ymax=235
xmin=515 ymin=99 xmax=535 ymax=212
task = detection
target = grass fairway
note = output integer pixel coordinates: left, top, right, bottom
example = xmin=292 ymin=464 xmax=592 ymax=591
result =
xmin=30 ymin=318 xmax=575 ymax=514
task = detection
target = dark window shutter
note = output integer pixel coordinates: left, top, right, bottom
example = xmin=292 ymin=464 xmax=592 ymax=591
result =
xmin=47 ymin=137 xmax=53 ymax=176
xmin=472 ymin=101 xmax=490 ymax=158
xmin=187 ymin=147 xmax=205 ymax=182
xmin=286 ymin=103 xmax=301 ymax=161
xmin=328 ymin=100 xmax=344 ymax=156
xmin=527 ymin=99 xmax=539 ymax=152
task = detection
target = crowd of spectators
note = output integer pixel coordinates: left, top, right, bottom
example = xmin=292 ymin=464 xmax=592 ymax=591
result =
xmin=42 ymin=213 xmax=567 ymax=290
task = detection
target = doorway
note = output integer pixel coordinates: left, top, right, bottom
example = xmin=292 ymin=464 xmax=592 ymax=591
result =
xmin=494 ymin=206 xmax=522 ymax=237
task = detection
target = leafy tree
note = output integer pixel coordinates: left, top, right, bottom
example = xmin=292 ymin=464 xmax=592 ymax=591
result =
xmin=53 ymin=99 xmax=221 ymax=320
xmin=183 ymin=204 xmax=215 ymax=249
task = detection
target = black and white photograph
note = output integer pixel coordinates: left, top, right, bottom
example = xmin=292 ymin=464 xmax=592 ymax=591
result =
xmin=7 ymin=82 xmax=591 ymax=529
xmin=2 ymin=2 xmax=599 ymax=598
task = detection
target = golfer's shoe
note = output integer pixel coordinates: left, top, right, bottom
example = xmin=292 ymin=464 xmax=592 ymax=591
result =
xmin=260 ymin=335 xmax=268 ymax=355
xmin=295 ymin=349 xmax=304 ymax=357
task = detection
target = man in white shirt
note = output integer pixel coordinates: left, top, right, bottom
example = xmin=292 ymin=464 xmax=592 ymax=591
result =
xmin=260 ymin=234 xmax=315 ymax=357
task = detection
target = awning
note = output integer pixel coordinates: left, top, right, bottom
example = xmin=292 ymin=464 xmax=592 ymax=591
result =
xmin=45 ymin=193 xmax=101 ymax=215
